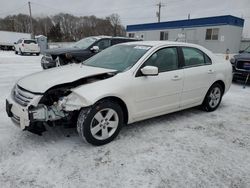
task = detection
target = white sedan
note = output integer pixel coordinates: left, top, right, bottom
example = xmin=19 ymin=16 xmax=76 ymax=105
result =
xmin=6 ymin=41 xmax=232 ymax=145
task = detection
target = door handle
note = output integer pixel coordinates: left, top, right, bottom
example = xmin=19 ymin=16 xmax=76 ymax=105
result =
xmin=208 ymin=69 xmax=214 ymax=74
xmin=172 ymin=75 xmax=181 ymax=81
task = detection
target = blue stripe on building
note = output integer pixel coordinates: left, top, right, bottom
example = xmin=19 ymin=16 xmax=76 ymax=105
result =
xmin=126 ymin=15 xmax=244 ymax=32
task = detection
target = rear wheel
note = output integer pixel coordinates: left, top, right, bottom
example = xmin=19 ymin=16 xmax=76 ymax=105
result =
xmin=201 ymin=83 xmax=223 ymax=112
xmin=77 ymin=100 xmax=124 ymax=146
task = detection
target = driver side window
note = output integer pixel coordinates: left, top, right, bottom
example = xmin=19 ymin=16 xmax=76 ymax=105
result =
xmin=96 ymin=39 xmax=111 ymax=50
xmin=144 ymin=47 xmax=179 ymax=73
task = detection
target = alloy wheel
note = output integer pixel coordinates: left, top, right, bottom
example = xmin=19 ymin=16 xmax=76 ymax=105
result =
xmin=90 ymin=108 xmax=119 ymax=140
xmin=208 ymin=87 xmax=221 ymax=108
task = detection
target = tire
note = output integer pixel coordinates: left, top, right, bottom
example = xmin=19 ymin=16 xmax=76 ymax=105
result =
xmin=77 ymin=100 xmax=124 ymax=146
xmin=15 ymin=51 xmax=18 ymax=54
xmin=201 ymin=83 xmax=223 ymax=112
xmin=36 ymin=53 xmax=40 ymax=56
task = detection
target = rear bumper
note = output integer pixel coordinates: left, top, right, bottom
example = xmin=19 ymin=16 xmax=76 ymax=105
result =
xmin=22 ymin=49 xmax=40 ymax=53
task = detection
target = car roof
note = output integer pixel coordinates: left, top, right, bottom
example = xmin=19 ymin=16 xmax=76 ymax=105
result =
xmin=121 ymin=40 xmax=206 ymax=48
xmin=89 ymin=36 xmax=139 ymax=41
xmin=22 ymin=39 xmax=36 ymax=41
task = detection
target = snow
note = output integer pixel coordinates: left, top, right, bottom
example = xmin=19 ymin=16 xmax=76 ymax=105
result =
xmin=0 ymin=51 xmax=250 ymax=188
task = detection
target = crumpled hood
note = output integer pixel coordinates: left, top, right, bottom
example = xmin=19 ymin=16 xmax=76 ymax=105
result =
xmin=17 ymin=64 xmax=116 ymax=93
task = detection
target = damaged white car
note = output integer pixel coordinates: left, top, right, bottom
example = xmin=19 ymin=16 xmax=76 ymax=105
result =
xmin=6 ymin=41 xmax=232 ymax=145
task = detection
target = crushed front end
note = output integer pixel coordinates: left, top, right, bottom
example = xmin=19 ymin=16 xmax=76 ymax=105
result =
xmin=6 ymin=84 xmax=79 ymax=135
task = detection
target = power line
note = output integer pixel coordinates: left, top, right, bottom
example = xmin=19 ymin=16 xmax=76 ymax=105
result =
xmin=31 ymin=2 xmax=155 ymax=16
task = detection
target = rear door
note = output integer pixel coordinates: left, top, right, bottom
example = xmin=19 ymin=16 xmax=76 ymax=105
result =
xmin=180 ymin=47 xmax=214 ymax=108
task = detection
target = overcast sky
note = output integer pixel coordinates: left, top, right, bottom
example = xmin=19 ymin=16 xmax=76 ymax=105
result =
xmin=0 ymin=0 xmax=249 ymax=37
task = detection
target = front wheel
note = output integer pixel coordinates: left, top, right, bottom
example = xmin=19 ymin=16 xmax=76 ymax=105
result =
xmin=201 ymin=83 xmax=223 ymax=112
xmin=77 ymin=100 xmax=124 ymax=146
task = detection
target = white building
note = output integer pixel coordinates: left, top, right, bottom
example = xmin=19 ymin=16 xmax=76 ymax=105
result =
xmin=126 ymin=15 xmax=244 ymax=53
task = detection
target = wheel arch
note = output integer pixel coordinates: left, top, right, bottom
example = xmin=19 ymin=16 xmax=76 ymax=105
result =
xmin=96 ymin=96 xmax=129 ymax=124
xmin=212 ymin=80 xmax=225 ymax=95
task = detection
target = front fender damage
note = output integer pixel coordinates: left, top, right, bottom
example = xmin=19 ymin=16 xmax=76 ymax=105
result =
xmin=60 ymin=92 xmax=90 ymax=111
xmin=26 ymin=72 xmax=116 ymax=135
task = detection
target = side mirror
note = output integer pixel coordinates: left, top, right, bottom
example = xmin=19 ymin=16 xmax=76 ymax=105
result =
xmin=239 ymin=50 xmax=244 ymax=53
xmin=141 ymin=66 xmax=159 ymax=76
xmin=90 ymin=46 xmax=99 ymax=53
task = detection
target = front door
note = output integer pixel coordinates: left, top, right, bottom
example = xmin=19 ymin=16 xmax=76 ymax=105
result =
xmin=131 ymin=47 xmax=184 ymax=120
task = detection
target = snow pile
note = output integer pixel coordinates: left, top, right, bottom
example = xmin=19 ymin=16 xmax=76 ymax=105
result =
xmin=0 ymin=52 xmax=250 ymax=188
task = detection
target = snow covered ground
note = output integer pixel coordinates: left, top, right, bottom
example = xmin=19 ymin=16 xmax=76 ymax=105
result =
xmin=0 ymin=51 xmax=250 ymax=188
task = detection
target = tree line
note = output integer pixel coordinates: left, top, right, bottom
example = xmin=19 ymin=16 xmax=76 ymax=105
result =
xmin=0 ymin=13 xmax=126 ymax=42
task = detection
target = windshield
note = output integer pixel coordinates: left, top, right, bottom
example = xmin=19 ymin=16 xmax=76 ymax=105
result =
xmin=72 ymin=37 xmax=97 ymax=49
xmin=84 ymin=44 xmax=151 ymax=71
xmin=24 ymin=40 xmax=37 ymax=44
xmin=244 ymin=46 xmax=250 ymax=53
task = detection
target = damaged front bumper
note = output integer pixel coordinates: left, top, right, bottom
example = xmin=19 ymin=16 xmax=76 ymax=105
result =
xmin=6 ymin=91 xmax=88 ymax=131
xmin=6 ymin=93 xmax=66 ymax=130
xmin=6 ymin=96 xmax=34 ymax=130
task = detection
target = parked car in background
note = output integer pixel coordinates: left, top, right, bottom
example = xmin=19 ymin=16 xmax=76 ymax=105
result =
xmin=230 ymin=45 xmax=250 ymax=80
xmin=41 ymin=36 xmax=140 ymax=69
xmin=14 ymin=39 xmax=40 ymax=56
xmin=6 ymin=41 xmax=232 ymax=145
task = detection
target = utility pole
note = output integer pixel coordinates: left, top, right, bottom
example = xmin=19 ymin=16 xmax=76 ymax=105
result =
xmin=156 ymin=2 xmax=165 ymax=23
xmin=28 ymin=1 xmax=34 ymax=38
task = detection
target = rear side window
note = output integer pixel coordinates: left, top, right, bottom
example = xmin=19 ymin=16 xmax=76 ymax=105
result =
xmin=182 ymin=47 xmax=205 ymax=67
xmin=204 ymin=54 xmax=212 ymax=64
xmin=24 ymin=40 xmax=37 ymax=44
xmin=111 ymin=39 xmax=123 ymax=45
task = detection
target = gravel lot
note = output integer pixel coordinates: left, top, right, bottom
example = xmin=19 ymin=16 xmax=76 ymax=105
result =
xmin=0 ymin=51 xmax=250 ymax=188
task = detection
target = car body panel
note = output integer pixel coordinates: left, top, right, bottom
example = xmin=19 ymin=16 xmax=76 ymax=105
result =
xmin=131 ymin=69 xmax=184 ymax=120
xmin=17 ymin=64 xmax=116 ymax=93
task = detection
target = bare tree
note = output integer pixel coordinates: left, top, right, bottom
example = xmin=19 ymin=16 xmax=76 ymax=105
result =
xmin=0 ymin=13 xmax=126 ymax=42
xmin=106 ymin=13 xmax=122 ymax=36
